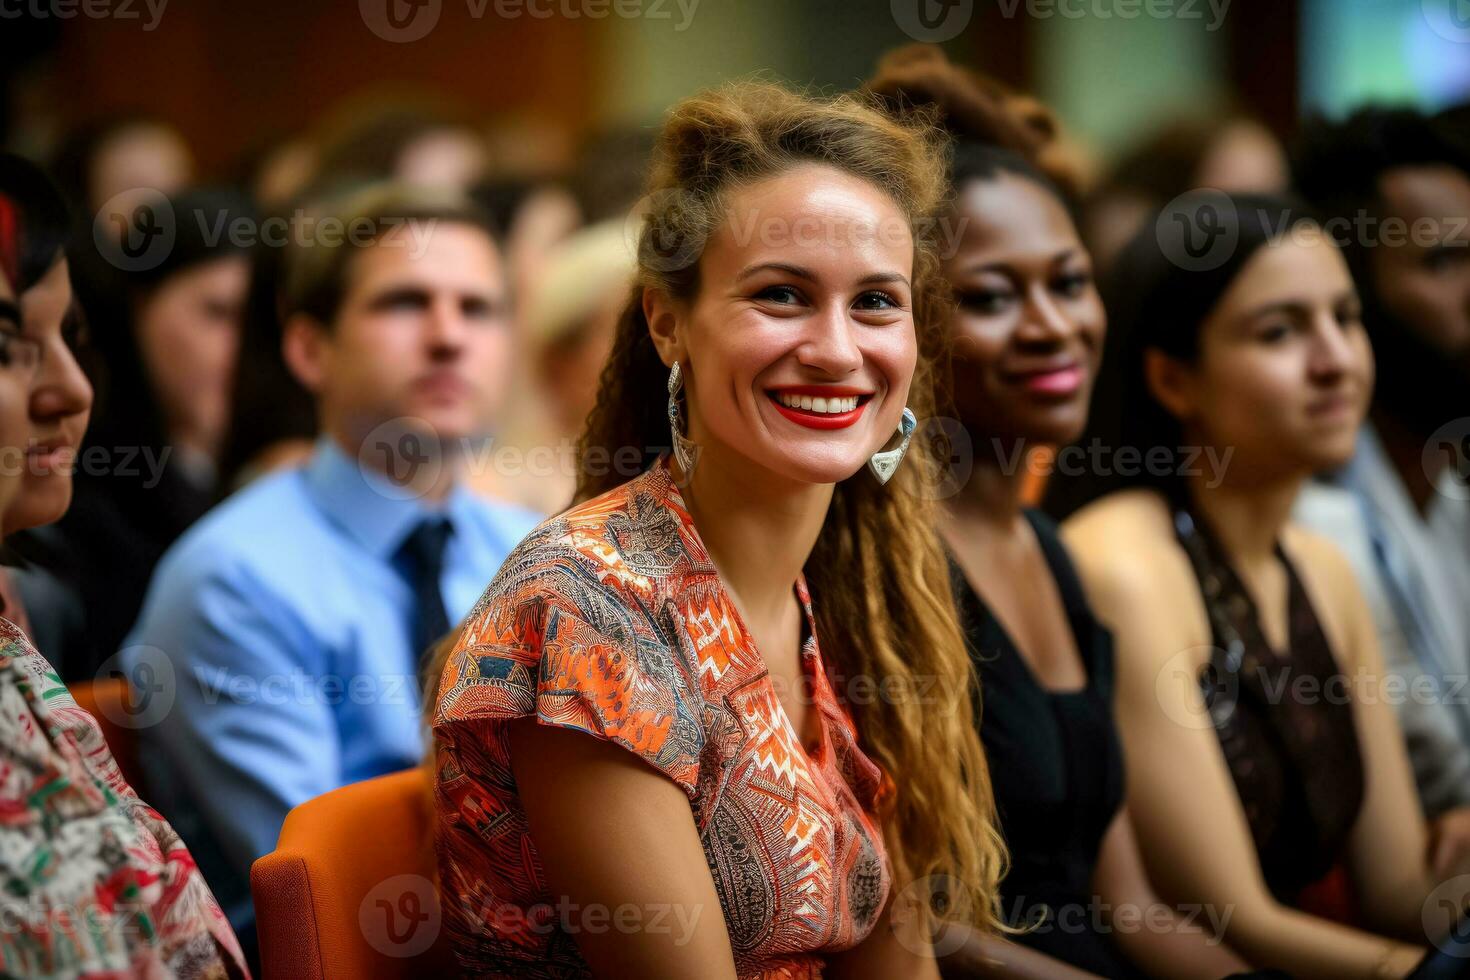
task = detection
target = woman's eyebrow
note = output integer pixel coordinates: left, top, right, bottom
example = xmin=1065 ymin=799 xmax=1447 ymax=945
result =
xmin=962 ymin=247 xmax=1080 ymax=277
xmin=736 ymin=261 xmax=815 ymax=283
xmin=0 ymin=299 xmax=19 ymax=331
xmin=736 ymin=262 xmax=910 ymax=288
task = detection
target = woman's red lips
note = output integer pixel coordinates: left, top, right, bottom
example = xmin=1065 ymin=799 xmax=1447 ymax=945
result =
xmin=766 ymin=388 xmax=873 ymax=430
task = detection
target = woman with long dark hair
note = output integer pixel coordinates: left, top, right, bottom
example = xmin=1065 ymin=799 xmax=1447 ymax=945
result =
xmin=58 ymin=187 xmax=254 ymax=675
xmin=1058 ymin=192 xmax=1466 ymax=977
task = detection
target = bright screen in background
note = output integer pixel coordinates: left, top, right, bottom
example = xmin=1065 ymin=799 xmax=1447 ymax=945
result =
xmin=1302 ymin=0 xmax=1470 ymax=117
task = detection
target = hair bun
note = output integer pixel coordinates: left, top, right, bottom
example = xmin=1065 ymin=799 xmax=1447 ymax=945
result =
xmin=867 ymin=44 xmax=1081 ymax=195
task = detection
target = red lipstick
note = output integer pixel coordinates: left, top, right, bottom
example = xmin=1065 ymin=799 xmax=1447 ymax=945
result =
xmin=766 ymin=386 xmax=873 ymax=431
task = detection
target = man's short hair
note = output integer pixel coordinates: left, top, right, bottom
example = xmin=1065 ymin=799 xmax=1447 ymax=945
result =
xmin=281 ymin=183 xmax=498 ymax=329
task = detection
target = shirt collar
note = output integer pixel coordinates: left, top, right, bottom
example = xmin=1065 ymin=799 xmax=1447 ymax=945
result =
xmin=303 ymin=435 xmax=472 ymax=559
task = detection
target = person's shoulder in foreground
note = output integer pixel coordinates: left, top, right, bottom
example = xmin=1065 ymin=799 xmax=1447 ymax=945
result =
xmin=0 ymin=616 xmax=249 ymax=978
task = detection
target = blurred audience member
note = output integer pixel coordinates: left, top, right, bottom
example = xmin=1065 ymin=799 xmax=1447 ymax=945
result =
xmin=51 ymin=188 xmax=255 ymax=678
xmin=869 ymin=45 xmax=1254 ymax=978
xmin=571 ymin=127 xmax=656 ymax=223
xmin=0 ymin=152 xmax=248 ymax=979
xmin=230 ymin=134 xmax=318 ymax=211
xmin=52 ymin=114 xmax=195 ymax=257
xmin=469 ymin=219 xmax=631 ymax=514
xmin=216 ymin=207 xmax=318 ymax=492
xmin=123 ymin=184 xmax=540 ymax=950
xmin=51 ymin=114 xmax=193 ymax=219
xmin=471 ymin=176 xmax=582 ymax=323
xmin=1062 ymin=196 xmax=1462 ymax=976
xmin=310 ymin=98 xmax=487 ymax=195
xmin=1083 ymin=116 xmax=1289 ymax=272
xmin=1291 ymin=108 xmax=1470 ymax=851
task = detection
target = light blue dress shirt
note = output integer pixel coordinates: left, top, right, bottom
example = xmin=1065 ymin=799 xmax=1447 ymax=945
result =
xmin=121 ymin=436 xmax=541 ymax=934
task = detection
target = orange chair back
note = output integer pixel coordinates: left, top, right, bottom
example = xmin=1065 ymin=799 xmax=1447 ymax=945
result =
xmin=68 ymin=676 xmax=143 ymax=789
xmin=251 ymin=768 xmax=452 ymax=979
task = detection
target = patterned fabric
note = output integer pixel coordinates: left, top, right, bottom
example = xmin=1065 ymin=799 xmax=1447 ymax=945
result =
xmin=433 ymin=455 xmax=893 ymax=979
xmin=0 ymin=616 xmax=248 ymax=978
xmin=1173 ymin=506 xmax=1366 ymax=906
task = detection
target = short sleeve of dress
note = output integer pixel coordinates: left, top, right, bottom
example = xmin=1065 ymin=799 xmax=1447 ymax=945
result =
xmin=433 ymin=556 xmax=704 ymax=799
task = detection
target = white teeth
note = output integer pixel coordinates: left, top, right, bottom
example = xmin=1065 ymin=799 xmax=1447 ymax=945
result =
xmin=775 ymin=392 xmax=863 ymax=414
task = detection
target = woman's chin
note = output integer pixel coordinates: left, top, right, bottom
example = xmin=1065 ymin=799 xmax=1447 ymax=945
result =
xmin=756 ymin=443 xmax=871 ymax=487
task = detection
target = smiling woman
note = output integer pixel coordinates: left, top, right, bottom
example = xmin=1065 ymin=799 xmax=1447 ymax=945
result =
xmin=427 ymin=80 xmax=1005 ymax=980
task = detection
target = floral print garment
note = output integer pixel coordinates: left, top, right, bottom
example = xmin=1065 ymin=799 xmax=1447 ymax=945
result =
xmin=0 ymin=617 xmax=249 ymax=979
xmin=434 ymin=455 xmax=893 ymax=979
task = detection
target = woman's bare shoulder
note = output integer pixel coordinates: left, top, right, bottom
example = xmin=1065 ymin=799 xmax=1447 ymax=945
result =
xmin=1060 ymin=490 xmax=1207 ymax=648
xmin=1061 ymin=490 xmax=1186 ymax=579
xmin=1281 ymin=522 xmax=1370 ymax=668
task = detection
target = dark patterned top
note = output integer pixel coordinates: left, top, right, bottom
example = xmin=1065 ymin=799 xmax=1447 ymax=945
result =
xmin=432 ymin=455 xmax=893 ymax=979
xmin=0 ymin=617 xmax=249 ymax=978
xmin=1174 ymin=507 xmax=1366 ymax=904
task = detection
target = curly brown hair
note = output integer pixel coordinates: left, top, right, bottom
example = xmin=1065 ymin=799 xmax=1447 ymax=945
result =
xmin=572 ymin=79 xmax=1007 ymax=936
xmin=867 ymin=43 xmax=1083 ymax=200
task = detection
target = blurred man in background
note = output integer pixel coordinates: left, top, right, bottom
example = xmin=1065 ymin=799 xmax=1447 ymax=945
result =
xmin=123 ymin=184 xmax=540 ymax=956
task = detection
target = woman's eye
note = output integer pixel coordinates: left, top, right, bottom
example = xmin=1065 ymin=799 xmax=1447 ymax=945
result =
xmin=956 ymin=289 xmax=1011 ymax=315
xmin=854 ymin=290 xmax=899 ymax=312
xmin=1424 ymin=247 xmax=1469 ymax=273
xmin=1053 ymin=273 xmax=1091 ymax=298
xmin=1257 ymin=323 xmax=1293 ymax=343
xmin=756 ymin=285 xmax=802 ymax=305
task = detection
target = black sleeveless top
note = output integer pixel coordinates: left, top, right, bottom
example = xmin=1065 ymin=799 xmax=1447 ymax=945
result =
xmin=950 ymin=510 xmax=1138 ymax=978
xmin=1173 ymin=506 xmax=1366 ymax=905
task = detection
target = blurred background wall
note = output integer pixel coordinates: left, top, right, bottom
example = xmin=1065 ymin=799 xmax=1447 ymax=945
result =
xmin=2 ymin=0 xmax=1465 ymax=183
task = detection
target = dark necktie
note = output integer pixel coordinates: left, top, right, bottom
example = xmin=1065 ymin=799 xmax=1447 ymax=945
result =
xmin=398 ymin=516 xmax=454 ymax=675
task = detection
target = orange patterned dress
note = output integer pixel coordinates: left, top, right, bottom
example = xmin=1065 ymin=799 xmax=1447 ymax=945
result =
xmin=433 ymin=455 xmax=893 ymax=978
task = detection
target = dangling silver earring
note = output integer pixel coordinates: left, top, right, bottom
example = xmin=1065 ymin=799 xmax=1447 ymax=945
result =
xmin=868 ymin=407 xmax=917 ymax=485
xmin=667 ymin=360 xmax=700 ymax=476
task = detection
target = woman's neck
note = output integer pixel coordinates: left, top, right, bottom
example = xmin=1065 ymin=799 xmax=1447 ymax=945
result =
xmin=1183 ymin=467 xmax=1303 ymax=569
xmin=672 ymin=447 xmax=833 ymax=624
xmin=947 ymin=449 xmax=1029 ymax=532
